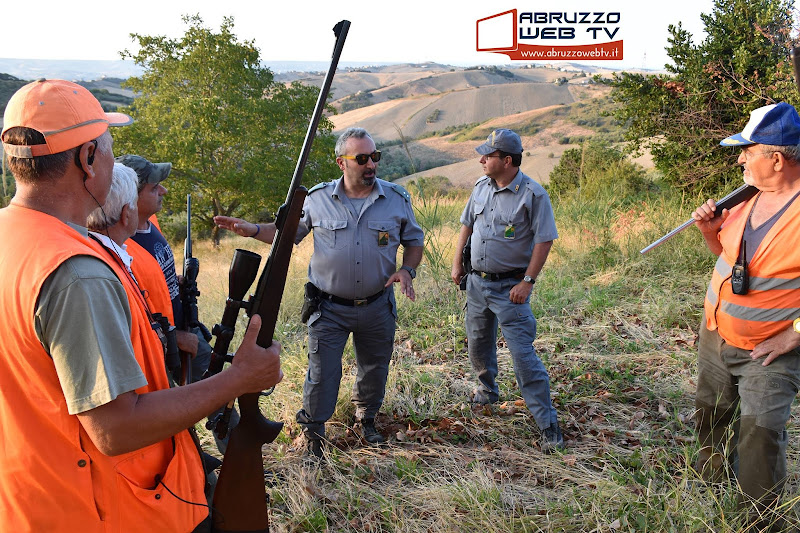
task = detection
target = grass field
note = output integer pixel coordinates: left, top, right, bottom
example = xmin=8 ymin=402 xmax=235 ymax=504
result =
xmin=187 ymin=182 xmax=800 ymax=532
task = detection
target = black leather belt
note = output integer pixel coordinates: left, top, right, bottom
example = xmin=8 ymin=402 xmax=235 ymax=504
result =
xmin=472 ymin=269 xmax=525 ymax=281
xmin=318 ymin=288 xmax=386 ymax=306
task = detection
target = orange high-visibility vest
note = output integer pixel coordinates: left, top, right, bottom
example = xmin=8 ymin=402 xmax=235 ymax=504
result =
xmin=127 ymin=238 xmax=175 ymax=325
xmin=704 ymin=193 xmax=800 ymax=349
xmin=149 ymin=214 xmax=161 ymax=231
xmin=0 ymin=205 xmax=206 ymax=532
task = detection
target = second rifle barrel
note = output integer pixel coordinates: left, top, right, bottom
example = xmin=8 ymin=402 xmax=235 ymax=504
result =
xmin=639 ymin=183 xmax=758 ymax=255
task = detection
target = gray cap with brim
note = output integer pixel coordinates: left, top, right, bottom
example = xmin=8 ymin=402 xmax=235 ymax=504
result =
xmin=475 ymin=128 xmax=523 ymax=155
xmin=115 ymin=154 xmax=172 ymax=189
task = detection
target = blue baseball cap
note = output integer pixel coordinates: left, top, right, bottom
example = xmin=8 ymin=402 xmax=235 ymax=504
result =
xmin=475 ymin=128 xmax=523 ymax=155
xmin=720 ymin=102 xmax=800 ymax=146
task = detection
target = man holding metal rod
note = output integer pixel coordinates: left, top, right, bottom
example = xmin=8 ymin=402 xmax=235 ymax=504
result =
xmin=691 ymin=102 xmax=800 ymax=528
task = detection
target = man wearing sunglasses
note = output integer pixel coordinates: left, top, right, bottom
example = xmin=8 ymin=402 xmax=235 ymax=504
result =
xmin=451 ymin=128 xmax=563 ymax=453
xmin=215 ymin=127 xmax=424 ymax=458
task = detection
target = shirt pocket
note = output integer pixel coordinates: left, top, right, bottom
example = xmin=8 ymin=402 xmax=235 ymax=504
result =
xmin=473 ymin=202 xmax=486 ymax=219
xmin=497 ymin=209 xmax=527 ymax=239
xmin=315 ymin=219 xmax=348 ymax=250
xmin=368 ymin=220 xmax=400 ymax=250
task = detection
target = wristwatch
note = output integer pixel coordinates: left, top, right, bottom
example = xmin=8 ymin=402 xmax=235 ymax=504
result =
xmin=522 ymin=275 xmax=535 ymax=284
xmin=793 ymin=317 xmax=800 ymax=334
xmin=400 ymin=265 xmax=417 ymax=279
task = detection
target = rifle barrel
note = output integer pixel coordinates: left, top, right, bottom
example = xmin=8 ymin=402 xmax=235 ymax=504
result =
xmin=639 ymin=218 xmax=696 ymax=254
xmin=248 ymin=20 xmax=350 ymax=347
xmin=640 ymin=183 xmax=758 ymax=255
xmin=791 ymin=47 xmax=800 ymax=96
xmin=284 ymin=20 xmax=350 ymax=205
xmin=185 ymin=194 xmax=192 ymax=260
xmin=211 ymin=22 xmax=351 ymax=532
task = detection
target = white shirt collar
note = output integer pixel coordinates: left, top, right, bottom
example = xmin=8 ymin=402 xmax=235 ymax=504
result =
xmin=89 ymin=232 xmax=136 ymax=279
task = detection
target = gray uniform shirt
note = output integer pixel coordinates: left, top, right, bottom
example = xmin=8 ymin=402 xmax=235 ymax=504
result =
xmin=460 ymin=170 xmax=558 ymax=273
xmin=296 ymin=177 xmax=425 ymax=299
xmin=35 ymin=223 xmax=146 ymax=414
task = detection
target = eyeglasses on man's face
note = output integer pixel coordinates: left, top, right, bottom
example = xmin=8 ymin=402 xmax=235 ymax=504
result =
xmin=340 ymin=150 xmax=381 ymax=165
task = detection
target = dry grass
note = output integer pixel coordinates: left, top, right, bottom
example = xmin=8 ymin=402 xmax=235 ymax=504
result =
xmin=186 ymin=188 xmax=800 ymax=532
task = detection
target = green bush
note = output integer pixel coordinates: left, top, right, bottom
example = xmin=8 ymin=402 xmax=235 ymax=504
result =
xmin=339 ymin=90 xmax=373 ymax=112
xmin=547 ymin=140 xmax=648 ymax=200
xmin=426 ymin=109 xmax=441 ymax=123
xmin=408 ymin=175 xmax=453 ymax=197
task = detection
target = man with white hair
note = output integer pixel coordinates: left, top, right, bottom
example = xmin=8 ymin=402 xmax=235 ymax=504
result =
xmin=692 ymin=102 xmax=800 ymax=527
xmin=86 ymin=163 xmax=140 ymax=277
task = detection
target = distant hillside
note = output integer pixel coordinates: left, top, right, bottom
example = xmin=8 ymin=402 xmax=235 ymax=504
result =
xmin=0 ymin=75 xmax=133 ymax=125
xmin=0 ymin=59 xmax=143 ymax=82
xmin=339 ymin=68 xmax=524 ymax=110
xmin=0 ymin=74 xmax=26 ymax=115
xmin=304 ymin=70 xmax=448 ymax=101
xmin=0 ymin=59 xmax=647 ymax=192
xmin=292 ymin=65 xmax=569 ymax=110
xmin=331 ymin=81 xmax=576 ymax=142
xmin=368 ymin=82 xmax=633 ymax=185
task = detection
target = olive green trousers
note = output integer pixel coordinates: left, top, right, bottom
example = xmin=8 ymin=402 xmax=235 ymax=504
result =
xmin=695 ymin=321 xmax=800 ymax=528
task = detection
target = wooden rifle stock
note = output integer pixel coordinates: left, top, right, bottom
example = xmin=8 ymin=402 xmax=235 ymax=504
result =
xmin=210 ymin=190 xmax=304 ymax=533
xmin=210 ymin=20 xmax=351 ymax=533
xmin=641 ymin=46 xmax=800 ymax=255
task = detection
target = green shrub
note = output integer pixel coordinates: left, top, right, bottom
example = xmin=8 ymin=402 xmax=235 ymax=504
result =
xmin=338 ymin=90 xmax=373 ymax=112
xmin=547 ymin=140 xmax=648 ymax=199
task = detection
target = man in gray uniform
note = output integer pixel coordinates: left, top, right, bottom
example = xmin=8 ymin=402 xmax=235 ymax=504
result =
xmin=215 ymin=127 xmax=424 ymax=457
xmin=451 ymin=128 xmax=563 ymax=453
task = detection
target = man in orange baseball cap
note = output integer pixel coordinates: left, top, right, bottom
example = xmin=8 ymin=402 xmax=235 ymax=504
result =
xmin=0 ymin=79 xmax=283 ymax=532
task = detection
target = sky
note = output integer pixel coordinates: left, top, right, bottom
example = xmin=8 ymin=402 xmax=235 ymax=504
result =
xmin=1 ymin=0 xmax=788 ymax=71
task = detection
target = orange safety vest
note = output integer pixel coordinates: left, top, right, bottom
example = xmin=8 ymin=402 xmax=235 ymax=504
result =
xmin=704 ymin=193 xmax=800 ymax=349
xmin=127 ymin=238 xmax=175 ymax=325
xmin=0 ymin=205 xmax=206 ymax=532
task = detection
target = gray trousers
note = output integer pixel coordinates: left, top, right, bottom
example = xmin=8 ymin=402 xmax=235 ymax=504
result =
xmin=695 ymin=320 xmax=800 ymax=518
xmin=466 ymin=274 xmax=557 ymax=430
xmin=296 ymin=290 xmax=396 ymax=439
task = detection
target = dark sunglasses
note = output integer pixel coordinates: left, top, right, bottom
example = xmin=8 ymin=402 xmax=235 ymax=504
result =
xmin=340 ymin=150 xmax=381 ymax=165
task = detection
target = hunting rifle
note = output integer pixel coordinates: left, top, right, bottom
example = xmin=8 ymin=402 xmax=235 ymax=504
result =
xmin=203 ymin=20 xmax=351 ymax=533
xmin=640 ymin=45 xmax=800 ymax=255
xmin=179 ymin=194 xmax=212 ymax=385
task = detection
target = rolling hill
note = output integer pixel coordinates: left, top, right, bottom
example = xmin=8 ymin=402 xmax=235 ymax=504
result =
xmin=331 ymin=82 xmax=575 ymax=142
xmin=1 ymin=61 xmax=648 ymax=189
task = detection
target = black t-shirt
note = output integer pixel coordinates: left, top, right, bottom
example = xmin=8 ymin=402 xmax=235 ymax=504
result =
xmin=131 ymin=223 xmax=184 ymax=328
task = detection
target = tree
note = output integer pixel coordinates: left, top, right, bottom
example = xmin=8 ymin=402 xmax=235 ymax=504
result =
xmin=611 ymin=0 xmax=798 ymax=193
xmin=113 ymin=15 xmax=340 ymax=243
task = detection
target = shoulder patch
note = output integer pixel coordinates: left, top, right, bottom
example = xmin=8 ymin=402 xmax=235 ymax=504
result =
xmin=307 ymin=181 xmax=332 ymax=195
xmin=524 ymin=178 xmax=547 ymax=196
xmin=384 ymin=181 xmax=411 ymax=202
xmin=474 ymin=175 xmax=490 ymax=187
